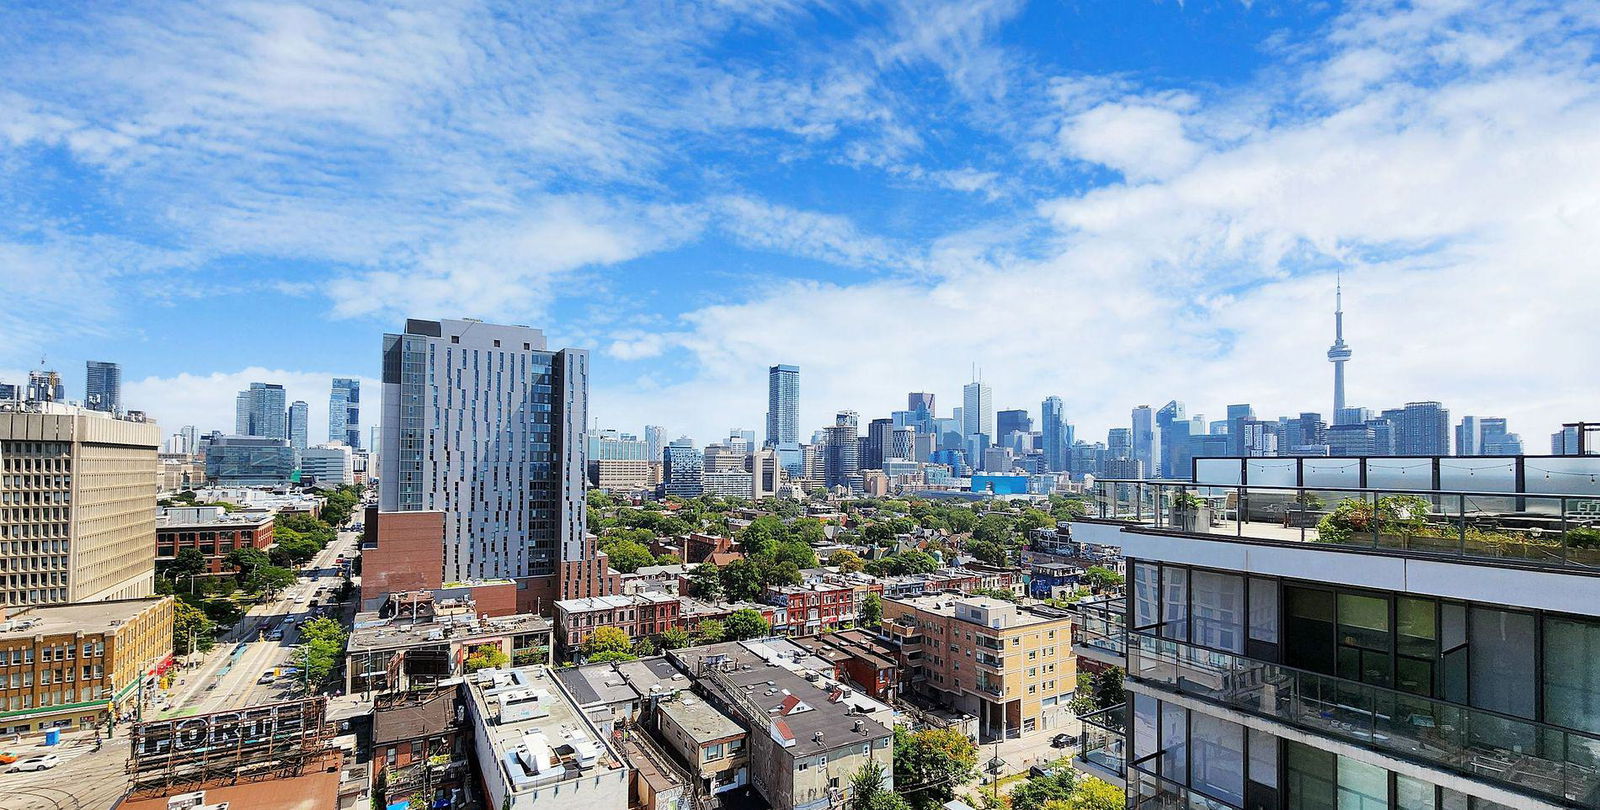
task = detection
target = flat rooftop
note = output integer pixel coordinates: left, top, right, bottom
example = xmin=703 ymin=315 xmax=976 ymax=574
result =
xmin=671 ymin=640 xmax=894 ymax=748
xmin=557 ymin=656 xmax=688 ymax=707
xmin=467 ymin=665 xmax=626 ymax=792
xmin=348 ymin=612 xmax=551 ymax=653
xmin=555 ymin=592 xmax=677 ymax=612
xmin=888 ymin=594 xmax=1074 ymax=628
xmin=658 ymin=695 xmax=744 ymax=743
xmin=0 ymin=598 xmax=165 ymax=641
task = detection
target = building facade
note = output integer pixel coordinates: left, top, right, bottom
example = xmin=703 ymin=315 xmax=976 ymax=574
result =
xmin=663 ymin=440 xmax=704 ymax=498
xmin=376 ymin=319 xmax=587 ymax=609
xmin=766 ymin=365 xmax=800 ymax=449
xmin=1073 ymin=454 xmax=1600 ymax=808
xmin=0 ymin=597 xmax=172 ymax=735
xmin=0 ymin=404 xmax=160 ymax=604
xmin=301 ymin=442 xmax=355 ymax=485
xmin=234 ymin=382 xmax=287 ymax=440
xmin=84 ymin=361 xmax=121 ymax=414
xmin=287 ymin=400 xmax=309 ymax=452
xmin=882 ymin=594 xmax=1076 ymax=740
xmin=329 ymin=377 xmax=361 ymax=448
xmin=155 ymin=506 xmax=275 ymax=575
xmin=204 ymin=435 xmax=295 ymax=486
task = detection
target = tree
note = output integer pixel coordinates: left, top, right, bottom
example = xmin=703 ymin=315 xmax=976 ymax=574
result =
xmin=772 ymin=540 xmax=817 ymax=569
xmin=943 ymin=507 xmax=977 ymax=534
xmin=603 ymin=540 xmax=655 ymax=573
xmin=464 ymin=644 xmax=509 ymax=673
xmin=658 ymin=627 xmax=692 ymax=650
xmin=246 ymin=565 xmax=297 ymax=599
xmin=864 ymin=523 xmax=896 ymax=545
xmin=724 ymin=608 xmax=770 ymax=640
xmin=719 ymin=558 xmax=766 ymax=602
xmin=632 ymin=638 xmax=658 ymax=657
xmin=1010 ymin=769 xmax=1079 ymax=810
xmin=964 ymin=539 xmax=1009 ymax=566
xmin=587 ymin=649 xmax=639 ymax=664
xmin=587 ymin=489 xmax=616 ymax=509
xmin=172 ymin=599 xmax=213 ymax=655
xmin=737 ymin=515 xmax=785 ymax=556
xmin=226 ymin=547 xmax=270 ymax=581
xmin=655 ymin=553 xmax=682 ymax=566
xmin=829 ymin=549 xmax=866 ymax=574
xmin=849 ymin=761 xmax=909 ymax=810
xmin=1082 ymin=566 xmax=1124 ymax=593
xmin=1060 ymin=779 xmax=1123 ymax=810
xmin=893 ymin=726 xmax=977 ymax=810
xmin=971 ymin=587 xmax=1018 ymax=602
xmin=1069 ymin=667 xmax=1125 ymax=715
xmin=689 ymin=563 xmax=722 ymax=599
xmin=972 ymin=513 xmax=1014 ymax=545
xmin=293 ymin=617 xmax=348 ymax=689
xmin=791 ymin=518 xmax=827 ymax=545
xmin=694 ymin=619 xmax=726 ymax=645
xmin=1018 ymin=508 xmax=1053 ymax=533
xmin=169 ymin=549 xmax=207 ymax=582
xmin=581 ymin=626 xmax=632 ymax=659
xmin=859 ymin=593 xmax=882 ymax=628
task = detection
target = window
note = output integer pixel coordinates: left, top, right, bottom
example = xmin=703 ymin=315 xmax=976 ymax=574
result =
xmin=1192 ymin=571 xmax=1245 ymax=653
xmin=1190 ymin=713 xmax=1244 ymax=806
xmin=1471 ymin=607 xmax=1537 ymax=720
xmin=1545 ymin=616 xmax=1600 ymax=734
xmin=1161 ymin=566 xmax=1188 ymax=640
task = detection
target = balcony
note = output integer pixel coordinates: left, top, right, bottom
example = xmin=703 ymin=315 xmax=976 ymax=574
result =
xmin=975 ymin=680 xmax=1005 ymax=698
xmin=1077 ymin=704 xmax=1126 ymax=783
xmin=1072 ymin=598 xmax=1126 ymax=664
xmin=1091 ymin=480 xmax=1600 ymax=573
xmin=1128 ymin=768 xmax=1240 ymax=810
xmin=1127 ymin=632 xmax=1600 ymax=806
xmin=974 ymin=652 xmax=1005 ymax=672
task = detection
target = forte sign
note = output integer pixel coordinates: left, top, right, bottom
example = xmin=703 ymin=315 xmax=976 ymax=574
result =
xmin=129 ymin=697 xmax=327 ymax=777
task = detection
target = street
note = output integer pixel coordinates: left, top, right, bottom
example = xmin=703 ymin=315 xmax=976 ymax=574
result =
xmin=154 ymin=527 xmax=361 ymax=719
xmin=0 ymin=736 xmax=130 ymax=810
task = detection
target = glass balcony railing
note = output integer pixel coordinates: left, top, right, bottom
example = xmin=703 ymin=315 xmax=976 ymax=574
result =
xmin=1090 ymin=480 xmax=1600 ymax=572
xmin=1129 ymin=767 xmax=1240 ymax=810
xmin=1078 ymin=703 xmax=1127 ymax=778
xmin=1073 ymin=597 xmax=1126 ymax=658
xmin=974 ymin=652 xmax=1005 ymax=671
xmin=1128 ymin=632 xmax=1600 ymax=806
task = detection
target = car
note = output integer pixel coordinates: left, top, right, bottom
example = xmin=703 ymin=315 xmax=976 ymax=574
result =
xmin=258 ymin=671 xmax=276 ymax=684
xmin=0 ymin=752 xmax=18 ymax=765
xmin=267 ymin=630 xmax=283 ymax=641
xmin=282 ymin=616 xmax=297 ymax=625
xmin=1050 ymin=733 xmax=1076 ymax=748
xmin=9 ymin=754 xmax=59 ymax=772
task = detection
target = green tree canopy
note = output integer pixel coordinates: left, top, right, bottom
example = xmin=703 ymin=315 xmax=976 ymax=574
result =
xmin=246 ymin=564 xmax=297 ymax=598
xmin=464 ymin=644 xmax=509 ymax=673
xmin=771 ymin=540 xmax=817 ymax=569
xmin=603 ymin=540 xmax=655 ymax=573
xmin=829 ymin=549 xmax=866 ymax=573
xmin=689 ymin=563 xmax=722 ymax=599
xmin=737 ymin=515 xmax=785 ymax=556
xmin=169 ymin=548 xmax=207 ymax=581
xmin=893 ymin=726 xmax=977 ymax=810
xmin=694 ymin=619 xmax=726 ymax=644
xmin=581 ymin=626 xmax=632 ymax=658
xmin=293 ymin=617 xmax=348 ymax=688
xmin=172 ymin=599 xmax=213 ymax=655
xmin=658 ymin=627 xmax=692 ymax=650
xmin=724 ymin=608 xmax=770 ymax=640
xmin=1010 ymin=768 xmax=1080 ymax=810
xmin=860 ymin=592 xmax=882 ymax=628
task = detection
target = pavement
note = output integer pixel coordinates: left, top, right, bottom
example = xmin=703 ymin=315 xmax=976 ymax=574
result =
xmin=151 ymin=529 xmax=362 ymax=719
xmin=0 ymin=734 xmax=130 ymax=810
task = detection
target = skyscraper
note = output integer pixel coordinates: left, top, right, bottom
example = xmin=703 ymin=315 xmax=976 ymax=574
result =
xmin=1155 ymin=400 xmax=1187 ymax=478
xmin=1455 ymin=416 xmax=1482 ymax=456
xmin=1226 ymin=404 xmax=1255 ymax=456
xmin=645 ymin=425 xmax=664 ymax=461
xmin=1479 ymin=417 xmax=1523 ymax=455
xmin=1327 ymin=271 xmax=1353 ymax=416
xmin=907 ymin=392 xmax=935 ymax=417
xmin=26 ymin=370 xmax=63 ymax=404
xmin=374 ymin=318 xmax=587 ymax=604
xmin=85 ymin=360 xmax=121 ymax=413
xmin=234 ymin=382 xmax=287 ymax=439
xmin=288 ymin=400 xmax=310 ymax=452
xmin=996 ymin=408 xmax=1032 ymax=438
xmin=863 ymin=418 xmax=894 ymax=470
xmin=663 ymin=438 xmax=704 ymax=497
xmin=1132 ymin=405 xmax=1157 ymax=477
xmin=329 ymin=377 xmax=360 ymax=448
xmin=1041 ymin=396 xmax=1067 ymax=472
xmin=824 ymin=411 xmax=861 ymax=489
xmin=1107 ymin=428 xmax=1132 ymax=461
xmin=766 ymin=365 xmax=800 ymax=448
xmin=962 ymin=378 xmax=993 ymax=445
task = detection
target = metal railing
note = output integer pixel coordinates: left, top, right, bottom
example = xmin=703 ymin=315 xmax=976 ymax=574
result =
xmin=1128 ymin=767 xmax=1240 ymax=810
xmin=1128 ymin=632 xmax=1600 ymax=806
xmin=1090 ymin=480 xmax=1600 ymax=572
xmin=1073 ymin=598 xmax=1126 ymax=658
xmin=1077 ymin=703 xmax=1126 ymax=778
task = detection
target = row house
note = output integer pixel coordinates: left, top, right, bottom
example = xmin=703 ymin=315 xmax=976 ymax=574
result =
xmin=554 ymin=593 xmax=682 ymax=656
xmin=763 ymin=578 xmax=883 ymax=636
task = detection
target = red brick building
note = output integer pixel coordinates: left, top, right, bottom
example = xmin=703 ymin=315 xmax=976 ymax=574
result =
xmin=155 ymin=506 xmax=274 ymax=575
xmin=763 ymin=578 xmax=883 ymax=636
xmin=553 ymin=593 xmax=683 ymax=655
xmin=684 ymin=533 xmax=738 ymax=564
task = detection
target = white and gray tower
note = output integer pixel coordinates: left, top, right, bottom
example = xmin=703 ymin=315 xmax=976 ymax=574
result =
xmin=1327 ymin=272 xmax=1353 ymax=416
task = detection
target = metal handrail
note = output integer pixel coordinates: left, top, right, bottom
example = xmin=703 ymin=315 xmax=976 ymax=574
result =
xmin=1094 ymin=478 xmax=1600 ymax=500
xmin=1128 ymin=631 xmax=1600 ymax=805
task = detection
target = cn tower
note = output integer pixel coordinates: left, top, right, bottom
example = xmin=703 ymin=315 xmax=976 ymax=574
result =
xmin=1327 ymin=271 xmax=1352 ymax=416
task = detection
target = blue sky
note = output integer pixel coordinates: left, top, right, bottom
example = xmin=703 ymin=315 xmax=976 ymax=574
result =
xmin=3 ymin=0 xmax=1598 ymax=448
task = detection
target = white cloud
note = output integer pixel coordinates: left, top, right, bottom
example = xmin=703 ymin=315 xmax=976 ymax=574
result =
xmin=588 ymin=0 xmax=1600 ymax=448
xmin=124 ymin=368 xmax=381 ymax=442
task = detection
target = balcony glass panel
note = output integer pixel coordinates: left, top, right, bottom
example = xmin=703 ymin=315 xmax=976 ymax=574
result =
xmin=1089 ymin=480 xmax=1600 ymax=573
xmin=1127 ymin=632 xmax=1600 ymax=806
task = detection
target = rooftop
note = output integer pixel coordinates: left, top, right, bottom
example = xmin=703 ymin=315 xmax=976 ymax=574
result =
xmin=156 ymin=505 xmax=275 ymax=529
xmin=372 ymin=690 xmax=459 ymax=746
xmin=888 ymin=594 xmax=1074 ymax=629
xmin=658 ymin=695 xmax=744 ymax=743
xmin=0 ymin=597 xmax=166 ymax=641
xmin=671 ymin=640 xmax=895 ymax=750
xmin=556 ymin=656 xmax=688 ymax=708
xmin=466 ymin=665 xmax=625 ymax=793
xmin=348 ymin=611 xmax=551 ymax=653
xmin=554 ymin=592 xmax=678 ymax=613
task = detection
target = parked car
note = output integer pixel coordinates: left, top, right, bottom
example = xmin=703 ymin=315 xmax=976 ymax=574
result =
xmin=258 ymin=671 xmax=276 ymax=684
xmin=0 ymin=752 xmax=18 ymax=765
xmin=1050 ymin=733 xmax=1076 ymax=748
xmin=9 ymin=754 xmax=59 ymax=772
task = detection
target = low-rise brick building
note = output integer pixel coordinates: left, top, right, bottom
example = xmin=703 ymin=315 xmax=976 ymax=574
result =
xmin=555 ymin=593 xmax=682 ymax=656
xmin=155 ymin=506 xmax=275 ymax=575
xmin=0 ymin=596 xmax=173 ymax=735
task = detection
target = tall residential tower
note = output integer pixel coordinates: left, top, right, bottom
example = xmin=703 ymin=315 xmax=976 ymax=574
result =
xmin=329 ymin=377 xmax=360 ymax=448
xmin=84 ymin=360 xmax=121 ymax=413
